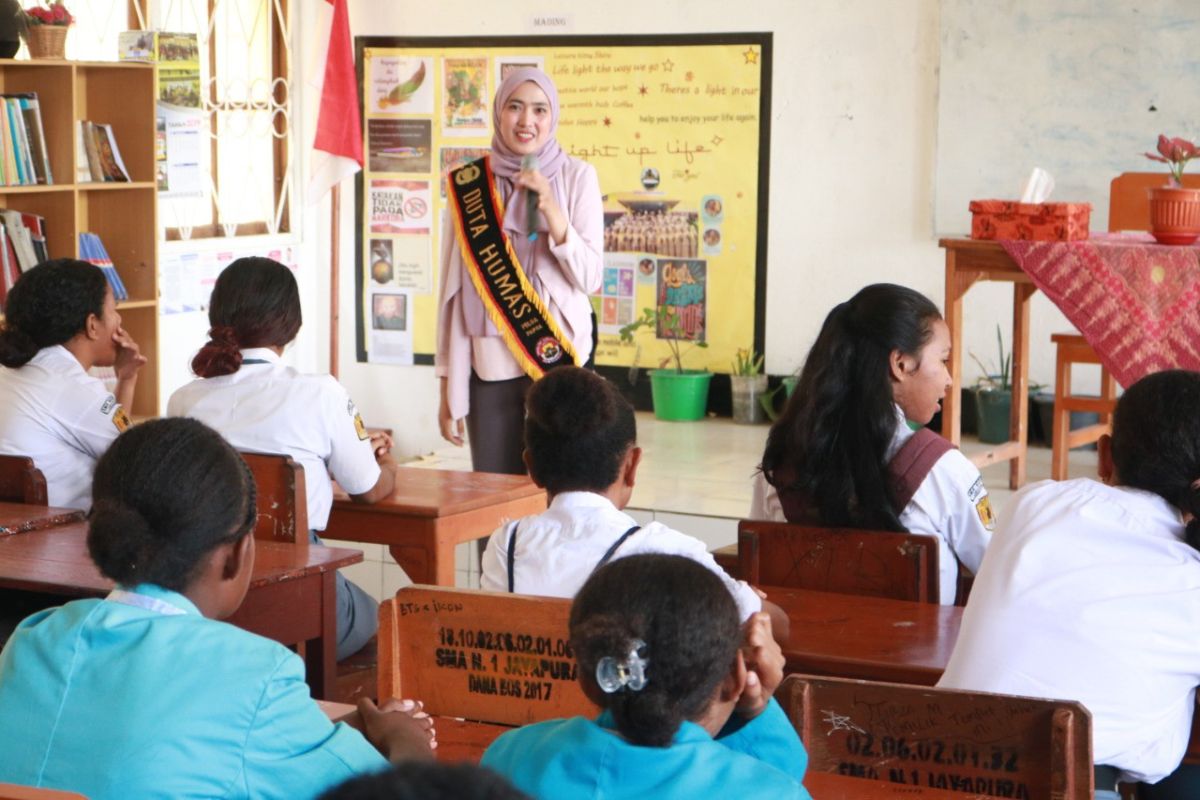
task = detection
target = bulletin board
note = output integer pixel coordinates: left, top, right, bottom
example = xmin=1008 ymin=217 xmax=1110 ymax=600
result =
xmin=354 ymin=34 xmax=772 ymax=374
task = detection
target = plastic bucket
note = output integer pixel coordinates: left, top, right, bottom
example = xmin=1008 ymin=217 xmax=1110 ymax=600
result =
xmin=649 ymin=369 xmax=712 ymax=421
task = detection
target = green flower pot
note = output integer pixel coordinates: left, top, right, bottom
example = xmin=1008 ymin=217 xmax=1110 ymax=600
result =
xmin=649 ymin=369 xmax=712 ymax=421
xmin=974 ymin=388 xmax=1012 ymax=444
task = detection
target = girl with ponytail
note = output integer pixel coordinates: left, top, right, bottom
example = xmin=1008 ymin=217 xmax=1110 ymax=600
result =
xmin=0 ymin=258 xmax=145 ymax=510
xmin=168 ymin=256 xmax=394 ymax=661
xmin=0 ymin=418 xmax=435 ymax=798
xmin=940 ymin=370 xmax=1200 ymax=799
xmin=752 ymin=283 xmax=991 ymax=604
xmin=482 ymin=554 xmax=813 ymax=800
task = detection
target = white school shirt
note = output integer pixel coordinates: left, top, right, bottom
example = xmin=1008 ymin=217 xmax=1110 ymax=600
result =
xmin=480 ymin=491 xmax=763 ymax=622
xmin=167 ymin=348 xmax=380 ymax=531
xmin=0 ymin=345 xmax=129 ymax=510
xmin=748 ymin=406 xmax=993 ymax=604
xmin=938 ymin=479 xmax=1200 ymax=784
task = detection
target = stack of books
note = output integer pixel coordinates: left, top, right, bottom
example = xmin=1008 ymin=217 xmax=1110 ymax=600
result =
xmin=80 ymin=231 xmax=127 ymax=301
xmin=0 ymin=209 xmax=48 ymax=311
xmin=0 ymin=93 xmax=52 ymax=186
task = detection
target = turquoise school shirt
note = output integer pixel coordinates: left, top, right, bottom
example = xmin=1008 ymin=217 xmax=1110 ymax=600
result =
xmin=0 ymin=584 xmax=386 ymax=799
xmin=482 ymin=697 xmax=813 ymax=800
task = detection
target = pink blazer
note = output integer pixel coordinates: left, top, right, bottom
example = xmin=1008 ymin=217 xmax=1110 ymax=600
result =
xmin=436 ymin=156 xmax=604 ymax=419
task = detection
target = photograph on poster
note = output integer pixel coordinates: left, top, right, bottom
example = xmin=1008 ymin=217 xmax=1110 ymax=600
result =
xmin=369 ymin=239 xmax=394 ymax=284
xmin=604 ymin=190 xmax=698 ymax=259
xmin=369 ymin=179 xmax=432 ymax=235
xmin=368 ymin=290 xmax=414 ymax=365
xmin=373 ymin=292 xmax=408 ymax=331
xmin=493 ymin=55 xmax=544 ymax=91
xmin=368 ymin=118 xmax=432 ymax=173
xmin=656 ymin=258 xmax=707 ymax=343
xmin=369 ymin=55 xmax=434 ymax=114
xmin=442 ymin=57 xmax=489 ymax=136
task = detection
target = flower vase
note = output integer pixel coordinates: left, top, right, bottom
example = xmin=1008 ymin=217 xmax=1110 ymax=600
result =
xmin=25 ymin=26 xmax=67 ymax=59
xmin=1148 ymin=186 xmax=1200 ymax=245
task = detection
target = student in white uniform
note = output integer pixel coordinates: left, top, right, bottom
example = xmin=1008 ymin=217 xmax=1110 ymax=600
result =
xmin=168 ymin=257 xmax=395 ymax=660
xmin=939 ymin=370 xmax=1200 ymax=800
xmin=480 ymin=366 xmax=775 ymax=628
xmin=750 ymin=284 xmax=991 ymax=604
xmin=0 ymin=259 xmax=145 ymax=510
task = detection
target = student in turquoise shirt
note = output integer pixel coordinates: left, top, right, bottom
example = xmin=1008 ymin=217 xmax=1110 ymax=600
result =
xmin=482 ymin=554 xmax=813 ymax=800
xmin=0 ymin=417 xmax=434 ymax=799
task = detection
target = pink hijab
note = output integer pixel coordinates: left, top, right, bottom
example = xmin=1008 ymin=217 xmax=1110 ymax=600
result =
xmin=489 ymin=67 xmax=568 ymax=182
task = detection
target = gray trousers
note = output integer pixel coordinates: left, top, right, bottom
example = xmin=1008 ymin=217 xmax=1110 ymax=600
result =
xmin=309 ymin=529 xmax=378 ymax=660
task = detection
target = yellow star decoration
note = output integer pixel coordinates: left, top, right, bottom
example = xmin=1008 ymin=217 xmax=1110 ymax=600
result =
xmin=1151 ymin=265 xmax=1166 ymax=284
xmin=662 ymin=58 xmax=675 ymax=72
xmin=743 ymin=47 xmax=759 ymax=65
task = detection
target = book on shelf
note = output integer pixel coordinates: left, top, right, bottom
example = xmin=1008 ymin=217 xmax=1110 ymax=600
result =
xmin=0 ymin=94 xmax=52 ymax=186
xmin=79 ymin=231 xmax=127 ymax=301
xmin=1 ymin=210 xmax=38 ymax=272
xmin=16 ymin=95 xmax=52 ymax=185
xmin=78 ymin=121 xmax=131 ymax=183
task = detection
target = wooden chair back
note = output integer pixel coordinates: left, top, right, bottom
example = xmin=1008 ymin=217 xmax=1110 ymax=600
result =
xmin=778 ymin=674 xmax=1092 ymax=800
xmin=1109 ymin=171 xmax=1200 ymax=232
xmin=239 ymin=452 xmax=308 ymax=543
xmin=0 ymin=455 xmax=48 ymax=506
xmin=0 ymin=785 xmax=88 ymax=800
xmin=738 ymin=520 xmax=941 ymax=603
xmin=378 ymin=585 xmax=597 ymax=726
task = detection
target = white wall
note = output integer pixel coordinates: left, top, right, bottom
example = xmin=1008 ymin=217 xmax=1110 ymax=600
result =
xmin=277 ymin=0 xmax=1085 ymax=459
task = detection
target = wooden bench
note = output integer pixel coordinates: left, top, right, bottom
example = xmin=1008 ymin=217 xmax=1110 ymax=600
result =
xmin=0 ymin=456 xmax=48 ymax=506
xmin=239 ymin=451 xmax=308 ymax=543
xmin=739 ymin=520 xmax=940 ymax=603
xmin=779 ymin=674 xmax=1092 ymax=800
xmin=379 ymin=585 xmax=595 ymax=725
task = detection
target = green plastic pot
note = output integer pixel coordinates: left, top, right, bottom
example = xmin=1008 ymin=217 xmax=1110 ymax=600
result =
xmin=649 ymin=369 xmax=712 ymax=421
xmin=974 ymin=388 xmax=1012 ymax=444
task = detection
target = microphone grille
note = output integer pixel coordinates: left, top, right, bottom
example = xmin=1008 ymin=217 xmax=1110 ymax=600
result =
xmin=521 ymin=153 xmax=539 ymax=170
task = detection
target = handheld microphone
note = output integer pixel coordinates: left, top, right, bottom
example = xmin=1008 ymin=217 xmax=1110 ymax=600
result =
xmin=521 ymin=153 xmax=539 ymax=241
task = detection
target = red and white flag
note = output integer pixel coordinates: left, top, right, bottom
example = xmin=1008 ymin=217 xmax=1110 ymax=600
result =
xmin=309 ymin=0 xmax=362 ymax=202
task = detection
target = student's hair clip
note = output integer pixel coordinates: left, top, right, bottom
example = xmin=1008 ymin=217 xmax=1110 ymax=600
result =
xmin=595 ymin=638 xmax=648 ymax=693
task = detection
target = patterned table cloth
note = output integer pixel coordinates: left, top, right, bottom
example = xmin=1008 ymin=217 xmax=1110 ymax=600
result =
xmin=1001 ymin=233 xmax=1200 ymax=388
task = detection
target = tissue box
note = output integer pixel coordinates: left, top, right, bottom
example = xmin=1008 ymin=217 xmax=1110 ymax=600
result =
xmin=969 ymin=200 xmax=1091 ymax=241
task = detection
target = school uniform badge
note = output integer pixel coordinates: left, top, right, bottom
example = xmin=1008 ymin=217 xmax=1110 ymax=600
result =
xmin=975 ymin=495 xmax=996 ymax=530
xmin=112 ymin=407 xmax=131 ymax=432
xmin=354 ymin=413 xmax=369 ymax=440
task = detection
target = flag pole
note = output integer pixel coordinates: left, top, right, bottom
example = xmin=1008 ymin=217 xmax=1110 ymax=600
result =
xmin=330 ymin=183 xmax=340 ymax=379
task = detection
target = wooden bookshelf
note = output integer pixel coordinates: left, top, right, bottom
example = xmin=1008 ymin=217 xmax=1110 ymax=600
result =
xmin=0 ymin=59 xmax=159 ymax=417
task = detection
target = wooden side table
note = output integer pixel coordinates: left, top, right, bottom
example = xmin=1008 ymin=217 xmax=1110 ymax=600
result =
xmin=939 ymin=237 xmax=1037 ymax=489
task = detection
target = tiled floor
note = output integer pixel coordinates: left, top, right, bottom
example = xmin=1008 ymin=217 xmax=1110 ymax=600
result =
xmin=326 ymin=412 xmax=1098 ymax=603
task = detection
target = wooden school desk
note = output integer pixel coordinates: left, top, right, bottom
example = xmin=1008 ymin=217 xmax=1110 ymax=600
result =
xmin=0 ymin=502 xmax=85 ymax=536
xmin=327 ymin=467 xmax=545 ymax=585
xmin=0 ymin=522 xmax=362 ymax=700
xmin=939 ymin=237 xmax=1037 ymax=489
xmin=766 ymin=585 xmax=962 ymax=685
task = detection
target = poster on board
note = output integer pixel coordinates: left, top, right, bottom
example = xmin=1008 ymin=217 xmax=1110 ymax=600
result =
xmin=355 ymin=34 xmax=770 ymax=373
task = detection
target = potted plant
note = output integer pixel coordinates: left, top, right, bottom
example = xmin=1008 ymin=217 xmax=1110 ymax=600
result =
xmin=1144 ymin=134 xmax=1200 ymax=245
xmin=619 ymin=306 xmax=710 ymax=421
xmin=22 ymin=1 xmax=71 ymax=59
xmin=969 ymin=326 xmax=1013 ymax=445
xmin=729 ymin=348 xmax=766 ymax=424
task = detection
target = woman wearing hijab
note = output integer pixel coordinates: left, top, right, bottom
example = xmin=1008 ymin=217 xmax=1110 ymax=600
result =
xmin=436 ymin=66 xmax=603 ymax=474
